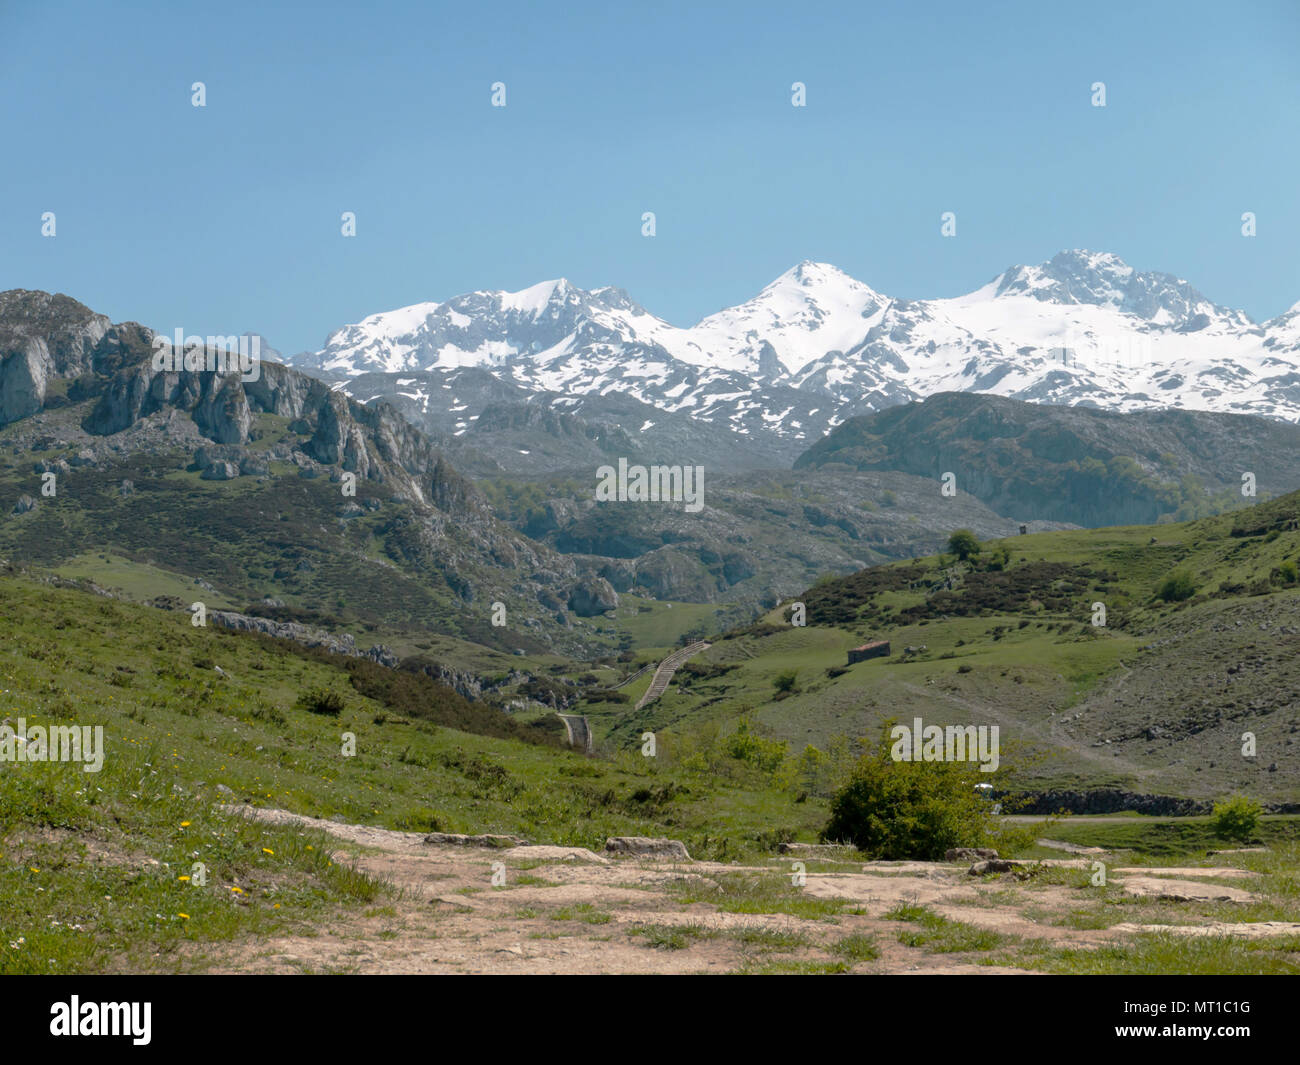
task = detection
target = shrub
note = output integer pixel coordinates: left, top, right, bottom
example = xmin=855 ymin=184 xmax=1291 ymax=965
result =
xmin=822 ymin=724 xmax=1007 ymax=859
xmin=1155 ymin=568 xmax=1197 ymax=602
xmin=295 ymin=687 xmax=345 ymax=716
xmin=1211 ymin=795 xmax=1261 ymax=842
xmin=725 ymin=718 xmax=788 ymax=773
xmin=947 ymin=529 xmax=981 ymax=561
xmin=773 ymin=669 xmax=798 ymax=694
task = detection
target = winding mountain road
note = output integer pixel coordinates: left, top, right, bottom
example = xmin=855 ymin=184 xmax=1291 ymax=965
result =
xmin=634 ymin=641 xmax=711 ymax=710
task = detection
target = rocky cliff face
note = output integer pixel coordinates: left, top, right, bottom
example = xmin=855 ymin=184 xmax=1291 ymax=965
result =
xmin=0 ymin=290 xmax=112 ymax=425
xmin=0 ymin=289 xmax=606 ymax=653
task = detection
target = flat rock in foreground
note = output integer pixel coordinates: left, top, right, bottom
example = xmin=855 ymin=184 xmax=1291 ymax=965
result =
xmin=1110 ymin=921 xmax=1300 ymax=938
xmin=507 ymin=845 xmax=609 ymax=864
xmin=1120 ymin=877 xmax=1258 ymax=903
xmin=778 ymin=842 xmax=860 ymax=858
xmin=423 ymin=831 xmax=528 ymax=848
xmin=605 ymin=836 xmax=692 ymax=860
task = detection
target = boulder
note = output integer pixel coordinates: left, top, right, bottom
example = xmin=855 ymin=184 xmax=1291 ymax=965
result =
xmin=364 ymin=645 xmax=399 ymax=668
xmin=604 ymin=836 xmax=692 ymax=860
xmin=569 ymin=576 xmax=619 ymax=617
xmin=968 ymin=859 xmax=1018 ymax=875
xmin=200 ymin=461 xmax=240 ymax=481
xmin=946 ymin=847 xmax=999 ymax=861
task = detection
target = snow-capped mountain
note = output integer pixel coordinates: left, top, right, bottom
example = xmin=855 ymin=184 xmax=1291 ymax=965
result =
xmin=289 ymin=251 xmax=1300 ymax=456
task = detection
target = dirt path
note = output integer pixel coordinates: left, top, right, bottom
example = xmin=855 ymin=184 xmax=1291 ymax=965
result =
xmin=194 ymin=806 xmax=1288 ymax=975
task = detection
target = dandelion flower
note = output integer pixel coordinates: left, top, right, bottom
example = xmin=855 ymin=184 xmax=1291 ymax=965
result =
xmin=262 ymin=848 xmax=274 ymax=856
xmin=178 ymin=875 xmax=190 ymax=882
xmin=178 ymin=913 xmax=190 ymax=920
xmin=180 ymin=821 xmax=191 ymax=828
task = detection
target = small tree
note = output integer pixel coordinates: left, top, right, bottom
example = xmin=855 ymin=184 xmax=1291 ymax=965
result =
xmin=1211 ymin=795 xmax=1261 ymax=842
xmin=947 ymin=529 xmax=981 ymax=562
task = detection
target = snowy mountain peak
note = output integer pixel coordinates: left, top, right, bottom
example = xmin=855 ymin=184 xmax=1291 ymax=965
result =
xmin=762 ymin=259 xmax=879 ymax=298
xmin=993 ymin=249 xmax=1135 ymax=303
xmin=498 ymin=278 xmax=573 ymax=315
xmin=982 ymin=249 xmax=1245 ymax=329
xmin=294 ymin=253 xmax=1299 ymax=447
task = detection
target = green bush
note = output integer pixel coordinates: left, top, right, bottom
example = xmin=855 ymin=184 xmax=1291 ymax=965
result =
xmin=1272 ymin=560 xmax=1298 ymax=586
xmin=1211 ymin=795 xmax=1261 ymax=842
xmin=822 ymin=724 xmax=1006 ymax=859
xmin=725 ymin=718 xmax=788 ymax=774
xmin=295 ymin=686 xmax=345 ymax=717
xmin=1155 ymin=568 xmax=1197 ymax=602
xmin=773 ymin=669 xmax=798 ymax=694
xmin=947 ymin=529 xmax=981 ymax=562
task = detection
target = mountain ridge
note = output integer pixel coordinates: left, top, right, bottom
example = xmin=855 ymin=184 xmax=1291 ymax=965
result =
xmin=286 ymin=251 xmax=1300 ymax=458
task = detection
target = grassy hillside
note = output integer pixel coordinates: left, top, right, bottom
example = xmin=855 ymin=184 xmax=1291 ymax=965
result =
xmin=794 ymin=391 xmax=1296 ymax=527
xmin=580 ymin=491 xmax=1300 ymax=805
xmin=0 ymin=571 xmax=828 ymax=972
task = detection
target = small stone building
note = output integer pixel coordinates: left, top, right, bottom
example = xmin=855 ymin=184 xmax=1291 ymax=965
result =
xmin=847 ymin=640 xmax=890 ymax=665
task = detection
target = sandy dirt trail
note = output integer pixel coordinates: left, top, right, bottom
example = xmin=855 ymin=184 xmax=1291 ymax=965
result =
xmin=200 ymin=806 xmax=1297 ymax=974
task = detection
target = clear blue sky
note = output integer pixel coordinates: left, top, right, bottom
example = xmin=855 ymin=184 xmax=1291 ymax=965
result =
xmin=2 ymin=0 xmax=1297 ymax=353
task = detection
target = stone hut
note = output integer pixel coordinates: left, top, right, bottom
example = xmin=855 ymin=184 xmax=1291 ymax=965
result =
xmin=847 ymin=640 xmax=890 ymax=665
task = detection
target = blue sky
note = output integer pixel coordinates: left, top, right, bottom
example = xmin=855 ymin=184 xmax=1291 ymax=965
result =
xmin=2 ymin=0 xmax=1297 ymax=353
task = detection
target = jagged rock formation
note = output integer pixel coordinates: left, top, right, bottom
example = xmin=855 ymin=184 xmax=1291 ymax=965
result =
xmin=0 ymin=289 xmax=622 ymax=653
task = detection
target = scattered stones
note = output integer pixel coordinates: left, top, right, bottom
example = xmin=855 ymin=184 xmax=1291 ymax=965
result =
xmin=946 ymin=848 xmax=998 ymax=861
